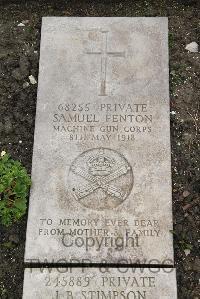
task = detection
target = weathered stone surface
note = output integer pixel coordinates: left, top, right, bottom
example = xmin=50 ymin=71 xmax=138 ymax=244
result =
xmin=23 ymin=268 xmax=177 ymax=298
xmin=25 ymin=17 xmax=173 ymax=264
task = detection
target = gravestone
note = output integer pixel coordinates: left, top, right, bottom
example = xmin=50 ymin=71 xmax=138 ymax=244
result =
xmin=25 ymin=17 xmax=173 ymax=265
xmin=23 ymin=268 xmax=177 ymax=298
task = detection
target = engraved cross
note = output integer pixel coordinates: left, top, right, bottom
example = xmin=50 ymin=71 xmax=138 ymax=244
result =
xmin=86 ymin=30 xmax=125 ymax=96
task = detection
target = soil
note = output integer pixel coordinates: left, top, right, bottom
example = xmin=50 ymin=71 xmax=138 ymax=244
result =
xmin=0 ymin=0 xmax=199 ymax=298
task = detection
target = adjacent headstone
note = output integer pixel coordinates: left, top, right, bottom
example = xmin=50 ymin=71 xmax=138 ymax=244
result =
xmin=23 ymin=268 xmax=177 ymax=298
xmin=25 ymin=17 xmax=173 ymax=264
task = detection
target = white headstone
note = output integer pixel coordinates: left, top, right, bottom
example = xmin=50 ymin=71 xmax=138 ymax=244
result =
xmin=22 ymin=267 xmax=177 ymax=298
xmin=25 ymin=17 xmax=173 ymax=264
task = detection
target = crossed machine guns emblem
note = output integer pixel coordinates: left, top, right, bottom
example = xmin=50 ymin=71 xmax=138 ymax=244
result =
xmin=69 ymin=148 xmax=133 ymax=207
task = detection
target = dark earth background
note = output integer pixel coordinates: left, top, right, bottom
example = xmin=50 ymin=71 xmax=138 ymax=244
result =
xmin=0 ymin=0 xmax=199 ymax=298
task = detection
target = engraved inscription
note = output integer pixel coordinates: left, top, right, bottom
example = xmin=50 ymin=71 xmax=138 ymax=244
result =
xmin=68 ymin=148 xmax=133 ymax=210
